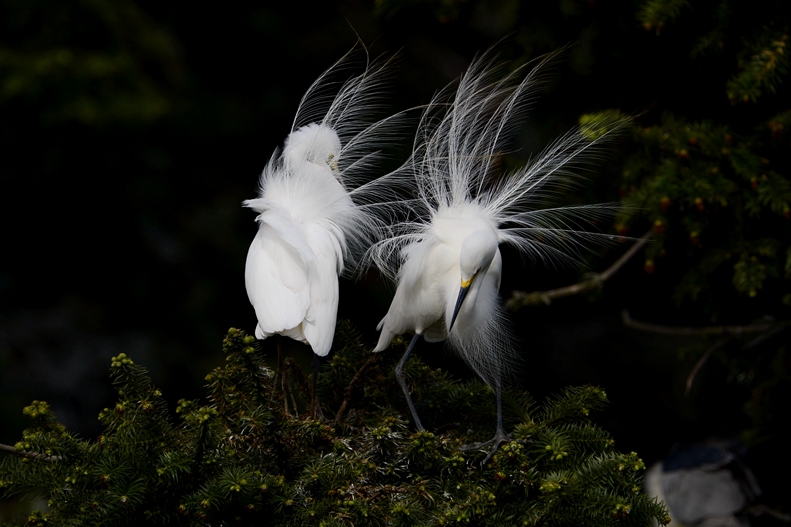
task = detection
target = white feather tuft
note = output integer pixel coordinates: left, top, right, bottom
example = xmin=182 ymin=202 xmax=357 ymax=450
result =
xmin=244 ymin=44 xmax=411 ymax=355
xmin=370 ymin=45 xmax=631 ymax=388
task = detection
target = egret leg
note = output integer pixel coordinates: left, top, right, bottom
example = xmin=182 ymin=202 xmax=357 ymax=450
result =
xmin=311 ymin=354 xmax=325 ymax=420
xmin=276 ymin=337 xmax=290 ymax=417
xmin=395 ymin=334 xmax=425 ymax=431
xmin=284 ymin=358 xmax=300 ymax=415
xmin=482 ymin=380 xmax=510 ymax=464
xmin=460 ymin=375 xmax=511 ymax=464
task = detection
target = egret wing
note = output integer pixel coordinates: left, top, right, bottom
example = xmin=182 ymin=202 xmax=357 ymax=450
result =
xmin=245 ymin=214 xmax=314 ymax=339
xmin=258 ymin=209 xmax=316 ymax=263
xmin=374 ymin=240 xmax=453 ymax=350
xmin=301 ymin=230 xmax=342 ymax=356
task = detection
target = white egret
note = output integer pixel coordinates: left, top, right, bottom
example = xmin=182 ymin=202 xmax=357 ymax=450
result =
xmin=244 ymin=46 xmax=406 ymax=414
xmin=645 ymin=439 xmax=762 ymax=527
xmin=369 ymin=48 xmax=627 ymax=461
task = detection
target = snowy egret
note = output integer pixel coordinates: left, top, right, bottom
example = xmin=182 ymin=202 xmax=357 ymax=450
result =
xmin=244 ymin=46 xmax=407 ymax=414
xmin=645 ymin=439 xmax=762 ymax=527
xmin=369 ymin=48 xmax=627 ymax=461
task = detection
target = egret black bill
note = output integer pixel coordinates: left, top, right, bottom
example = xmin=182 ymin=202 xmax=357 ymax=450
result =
xmin=448 ymin=275 xmax=474 ymax=332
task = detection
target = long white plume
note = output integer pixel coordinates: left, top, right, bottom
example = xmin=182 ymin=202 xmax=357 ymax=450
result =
xmin=368 ymin=47 xmax=631 ymax=281
xmin=253 ymin=43 xmax=415 ymax=278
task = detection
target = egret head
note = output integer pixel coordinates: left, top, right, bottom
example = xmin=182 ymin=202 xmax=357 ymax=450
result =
xmin=449 ymin=229 xmax=499 ymax=332
xmin=283 ymin=123 xmax=342 ymax=174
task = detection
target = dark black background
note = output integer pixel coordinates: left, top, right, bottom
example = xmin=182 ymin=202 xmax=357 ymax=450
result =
xmin=2 ymin=0 xmax=787 ymax=518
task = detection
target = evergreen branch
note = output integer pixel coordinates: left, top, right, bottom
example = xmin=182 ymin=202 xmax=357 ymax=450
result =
xmin=621 ymin=310 xmax=782 ymax=335
xmin=507 ymin=229 xmax=653 ymax=309
xmin=0 ymin=443 xmax=60 ymax=462
xmin=0 ymin=329 xmax=669 ymax=526
xmin=638 ymin=0 xmax=689 ymax=32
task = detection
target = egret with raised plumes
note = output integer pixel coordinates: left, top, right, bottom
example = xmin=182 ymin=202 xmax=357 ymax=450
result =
xmin=369 ymin=48 xmax=628 ymax=462
xmin=244 ymin=47 xmax=405 ymax=415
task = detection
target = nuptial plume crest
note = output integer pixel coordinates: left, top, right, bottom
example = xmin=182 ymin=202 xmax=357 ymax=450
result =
xmin=369 ymin=46 xmax=629 ymax=460
xmin=244 ymin=45 xmax=409 ymax=358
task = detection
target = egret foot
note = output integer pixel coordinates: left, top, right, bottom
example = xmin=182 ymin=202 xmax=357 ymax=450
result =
xmin=460 ymin=378 xmax=512 ymax=464
xmin=461 ymin=427 xmax=511 ymax=464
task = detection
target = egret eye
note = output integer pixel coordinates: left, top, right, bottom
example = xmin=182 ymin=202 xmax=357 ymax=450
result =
xmin=326 ymin=153 xmax=338 ymax=170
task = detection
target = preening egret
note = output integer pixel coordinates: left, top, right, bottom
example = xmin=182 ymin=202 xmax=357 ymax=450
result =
xmin=244 ymin=46 xmax=406 ymax=414
xmin=369 ymin=48 xmax=627 ymax=461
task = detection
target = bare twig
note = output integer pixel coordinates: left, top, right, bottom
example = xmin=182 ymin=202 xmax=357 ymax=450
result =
xmin=506 ymin=229 xmax=653 ymax=310
xmin=622 ymin=311 xmax=774 ymax=336
xmin=334 ymin=354 xmax=379 ymax=423
xmin=685 ymin=339 xmax=730 ymax=396
xmin=599 ymin=230 xmax=654 ymax=281
xmin=749 ymin=504 xmax=791 ymax=523
xmin=743 ymin=325 xmax=788 ymax=349
xmin=684 ymin=325 xmax=788 ymax=396
xmin=0 ymin=442 xmax=60 ymax=462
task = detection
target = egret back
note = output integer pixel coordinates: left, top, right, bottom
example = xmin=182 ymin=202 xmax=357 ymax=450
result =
xmin=245 ymin=144 xmax=351 ymax=355
xmin=300 ymin=224 xmax=344 ymax=357
xmin=245 ymin=46 xmax=408 ymax=356
xmin=245 ymin=218 xmax=311 ymax=342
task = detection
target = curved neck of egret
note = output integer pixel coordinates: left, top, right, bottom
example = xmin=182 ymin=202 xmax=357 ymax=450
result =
xmin=449 ymin=229 xmax=498 ymax=332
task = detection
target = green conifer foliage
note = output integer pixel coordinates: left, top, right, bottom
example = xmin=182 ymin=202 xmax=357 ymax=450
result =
xmin=0 ymin=0 xmax=181 ymax=126
xmin=637 ymin=0 xmax=689 ymax=33
xmin=608 ymin=0 xmax=791 ymax=318
xmin=1 ymin=327 xmax=669 ymax=526
xmin=611 ymin=113 xmax=791 ymax=306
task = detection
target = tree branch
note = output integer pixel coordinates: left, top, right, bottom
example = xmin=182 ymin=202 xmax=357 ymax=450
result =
xmin=0 ymin=442 xmax=60 ymax=462
xmin=749 ymin=504 xmax=791 ymax=523
xmin=621 ymin=311 xmax=776 ymax=336
xmin=506 ymin=229 xmax=653 ymax=310
xmin=685 ymin=339 xmax=730 ymax=396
